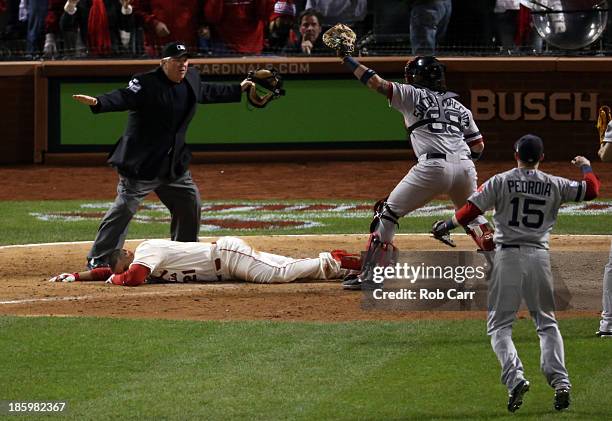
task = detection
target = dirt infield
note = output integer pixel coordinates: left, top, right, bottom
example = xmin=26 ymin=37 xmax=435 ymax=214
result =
xmin=0 ymin=161 xmax=609 ymax=322
xmin=1 ymin=160 xmax=612 ymax=200
xmin=0 ymin=234 xmax=608 ymax=322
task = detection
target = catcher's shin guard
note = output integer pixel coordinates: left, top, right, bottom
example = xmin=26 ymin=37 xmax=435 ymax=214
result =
xmin=466 ymin=222 xmax=495 ymax=280
xmin=359 ymin=233 xmax=399 ymax=289
xmin=465 ymin=222 xmax=495 ymax=251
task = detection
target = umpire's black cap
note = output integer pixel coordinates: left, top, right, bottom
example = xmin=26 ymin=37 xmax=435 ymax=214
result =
xmin=514 ymin=134 xmax=544 ymax=163
xmin=161 ymin=42 xmax=190 ymax=59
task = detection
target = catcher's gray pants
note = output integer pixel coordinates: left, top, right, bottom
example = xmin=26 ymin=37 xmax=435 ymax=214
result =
xmin=600 ymin=241 xmax=612 ymax=332
xmin=376 ymin=156 xmax=488 ymax=244
xmin=487 ymin=247 xmax=571 ymax=392
xmin=88 ymin=171 xmax=201 ymax=262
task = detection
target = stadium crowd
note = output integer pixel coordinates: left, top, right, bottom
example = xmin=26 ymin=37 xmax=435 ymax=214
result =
xmin=0 ymin=0 xmax=610 ymax=59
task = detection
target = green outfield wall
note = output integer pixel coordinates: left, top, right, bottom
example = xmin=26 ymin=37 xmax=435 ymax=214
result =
xmin=57 ymin=79 xmax=406 ymax=148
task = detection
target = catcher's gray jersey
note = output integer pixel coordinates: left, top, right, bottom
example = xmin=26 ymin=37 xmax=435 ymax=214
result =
xmin=390 ymin=83 xmax=482 ymax=156
xmin=468 ymin=168 xmax=586 ymax=249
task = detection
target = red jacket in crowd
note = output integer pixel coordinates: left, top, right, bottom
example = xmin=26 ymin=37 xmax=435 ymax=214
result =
xmin=133 ymin=0 xmax=205 ymax=56
xmin=205 ymin=0 xmax=274 ymax=54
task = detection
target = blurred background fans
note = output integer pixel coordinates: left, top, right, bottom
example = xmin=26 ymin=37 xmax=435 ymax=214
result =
xmin=528 ymin=0 xmax=608 ymax=49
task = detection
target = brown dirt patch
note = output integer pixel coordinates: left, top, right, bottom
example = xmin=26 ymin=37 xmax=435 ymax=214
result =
xmin=1 ymin=160 xmax=611 ymax=200
xmin=0 ymin=235 xmax=608 ymax=322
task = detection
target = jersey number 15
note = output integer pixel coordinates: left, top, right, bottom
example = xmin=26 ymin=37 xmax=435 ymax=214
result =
xmin=508 ymin=197 xmax=546 ymax=229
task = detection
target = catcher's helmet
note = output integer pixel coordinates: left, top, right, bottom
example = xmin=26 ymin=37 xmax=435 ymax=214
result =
xmin=405 ymin=56 xmax=446 ymax=91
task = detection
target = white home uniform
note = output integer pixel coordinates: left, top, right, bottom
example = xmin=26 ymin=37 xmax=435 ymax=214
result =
xmin=131 ymin=237 xmax=343 ymax=284
xmin=378 ymin=83 xmax=488 ymax=244
xmin=468 ymin=167 xmax=587 ymax=393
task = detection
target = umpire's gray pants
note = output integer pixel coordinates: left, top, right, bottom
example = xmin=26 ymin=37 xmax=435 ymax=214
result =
xmin=87 ymin=171 xmax=201 ymax=261
xmin=600 ymin=241 xmax=612 ymax=332
xmin=487 ymin=247 xmax=571 ymax=392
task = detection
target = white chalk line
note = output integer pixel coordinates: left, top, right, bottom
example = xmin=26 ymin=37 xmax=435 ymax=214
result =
xmin=0 ymin=287 xmax=225 ymax=306
xmin=0 ymin=233 xmax=610 ymax=250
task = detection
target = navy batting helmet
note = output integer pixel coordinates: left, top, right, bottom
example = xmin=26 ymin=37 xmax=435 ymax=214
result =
xmin=404 ymin=56 xmax=446 ymax=91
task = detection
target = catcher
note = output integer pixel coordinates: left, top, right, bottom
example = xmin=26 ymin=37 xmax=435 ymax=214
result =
xmin=322 ymin=24 xmax=493 ymax=290
xmin=49 ymin=236 xmax=358 ymax=286
xmin=596 ymin=106 xmax=612 ymax=337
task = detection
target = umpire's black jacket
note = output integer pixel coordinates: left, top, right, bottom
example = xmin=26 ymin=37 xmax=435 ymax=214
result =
xmin=92 ymin=66 xmax=242 ymax=180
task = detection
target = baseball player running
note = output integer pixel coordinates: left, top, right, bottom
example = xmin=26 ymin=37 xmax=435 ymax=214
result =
xmin=596 ymin=118 xmax=612 ymax=337
xmin=49 ymin=237 xmax=351 ymax=286
xmin=432 ymin=134 xmax=601 ymax=412
xmin=339 ymin=54 xmax=493 ymax=290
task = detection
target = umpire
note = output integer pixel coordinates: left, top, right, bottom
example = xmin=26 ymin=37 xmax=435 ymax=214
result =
xmin=73 ymin=41 xmax=254 ymax=269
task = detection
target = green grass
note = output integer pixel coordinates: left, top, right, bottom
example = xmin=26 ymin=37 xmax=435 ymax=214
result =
xmin=0 ymin=200 xmax=610 ymax=245
xmin=0 ymin=316 xmax=607 ymax=420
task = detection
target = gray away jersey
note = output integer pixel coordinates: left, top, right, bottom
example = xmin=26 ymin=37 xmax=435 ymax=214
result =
xmin=468 ymin=168 xmax=586 ymax=249
xmin=390 ymin=82 xmax=482 ymax=157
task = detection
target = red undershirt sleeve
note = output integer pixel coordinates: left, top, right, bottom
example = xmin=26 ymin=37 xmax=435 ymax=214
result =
xmin=89 ymin=267 xmax=113 ymax=281
xmin=583 ymin=171 xmax=600 ymax=201
xmin=455 ymin=201 xmax=484 ymax=227
xmin=110 ymin=264 xmax=151 ymax=287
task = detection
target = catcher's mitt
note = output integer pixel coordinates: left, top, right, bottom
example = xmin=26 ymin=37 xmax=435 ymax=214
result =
xmin=245 ymin=68 xmax=285 ymax=109
xmin=597 ymin=105 xmax=611 ymax=144
xmin=322 ymin=23 xmax=356 ymax=56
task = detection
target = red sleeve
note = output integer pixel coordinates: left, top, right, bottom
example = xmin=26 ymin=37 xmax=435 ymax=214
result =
xmin=0 ymin=1 xmax=7 ymax=14
xmin=110 ymin=264 xmax=151 ymax=287
xmin=583 ymin=171 xmax=600 ymax=201
xmin=90 ymin=267 xmax=113 ymax=281
xmin=455 ymin=201 xmax=484 ymax=226
xmin=132 ymin=0 xmax=158 ymax=29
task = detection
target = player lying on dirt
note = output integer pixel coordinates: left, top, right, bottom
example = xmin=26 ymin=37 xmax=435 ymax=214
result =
xmin=49 ymin=236 xmax=359 ymax=286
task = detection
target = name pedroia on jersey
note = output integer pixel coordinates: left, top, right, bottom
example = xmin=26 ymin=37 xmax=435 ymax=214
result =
xmin=507 ymin=180 xmax=552 ymax=197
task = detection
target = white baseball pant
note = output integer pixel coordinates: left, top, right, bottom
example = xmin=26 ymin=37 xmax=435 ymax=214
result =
xmin=214 ymin=237 xmax=342 ymax=283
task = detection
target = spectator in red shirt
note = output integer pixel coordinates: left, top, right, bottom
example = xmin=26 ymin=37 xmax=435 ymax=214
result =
xmin=204 ymin=0 xmax=274 ymax=55
xmin=132 ymin=0 xmax=206 ymax=57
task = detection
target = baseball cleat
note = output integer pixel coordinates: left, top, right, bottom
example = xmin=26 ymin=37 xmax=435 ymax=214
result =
xmin=342 ymin=273 xmax=362 ymax=290
xmin=554 ymin=388 xmax=570 ymax=411
xmin=596 ymin=330 xmax=612 ymax=338
xmin=87 ymin=258 xmax=109 ymax=271
xmin=507 ymin=379 xmax=530 ymax=413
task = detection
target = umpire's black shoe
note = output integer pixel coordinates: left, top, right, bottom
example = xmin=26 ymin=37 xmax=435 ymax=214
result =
xmin=554 ymin=388 xmax=570 ymax=411
xmin=342 ymin=274 xmax=362 ymax=290
xmin=507 ymin=379 xmax=530 ymax=413
xmin=87 ymin=258 xmax=109 ymax=271
xmin=596 ymin=330 xmax=612 ymax=338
